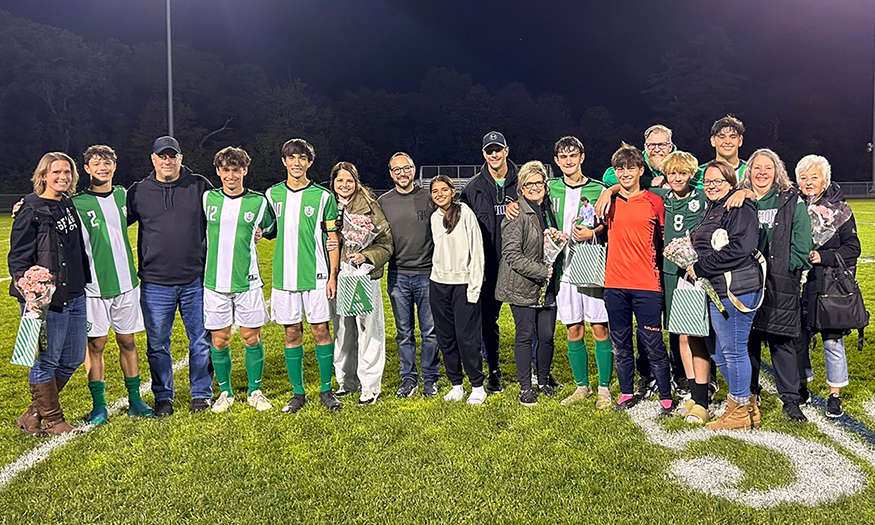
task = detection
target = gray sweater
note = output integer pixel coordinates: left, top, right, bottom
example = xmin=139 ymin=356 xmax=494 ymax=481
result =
xmin=378 ymin=186 xmax=434 ymax=274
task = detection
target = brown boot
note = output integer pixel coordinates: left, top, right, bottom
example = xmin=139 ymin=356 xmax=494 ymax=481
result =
xmin=706 ymin=397 xmax=755 ymax=431
xmin=54 ymin=375 xmax=70 ymax=393
xmin=15 ymin=384 xmax=43 ymax=436
xmin=33 ymin=379 xmax=79 ymax=436
xmin=750 ymin=395 xmax=761 ymax=428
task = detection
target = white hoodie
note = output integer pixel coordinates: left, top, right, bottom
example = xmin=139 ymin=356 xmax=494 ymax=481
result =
xmin=430 ymin=202 xmax=485 ymax=303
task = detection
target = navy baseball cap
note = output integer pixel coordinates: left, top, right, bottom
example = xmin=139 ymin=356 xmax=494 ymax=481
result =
xmin=152 ymin=136 xmax=181 ymax=155
xmin=482 ymin=131 xmax=508 ymax=150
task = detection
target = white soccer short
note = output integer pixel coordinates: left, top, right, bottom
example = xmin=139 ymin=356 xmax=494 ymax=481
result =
xmin=270 ymin=284 xmax=331 ymax=325
xmin=204 ymin=287 xmax=269 ymax=330
xmin=86 ymin=287 xmax=145 ymax=337
xmin=557 ymin=281 xmax=609 ymax=325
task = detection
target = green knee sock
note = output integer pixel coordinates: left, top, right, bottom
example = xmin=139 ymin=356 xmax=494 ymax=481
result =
xmin=211 ymin=345 xmax=233 ymax=396
xmin=88 ymin=381 xmax=106 ymax=409
xmin=595 ymin=339 xmax=614 ymax=388
xmin=285 ymin=346 xmax=305 ymax=395
xmin=314 ymin=343 xmax=335 ymax=392
xmin=123 ymin=376 xmax=143 ymax=404
xmin=245 ymin=342 xmax=265 ymax=395
xmin=567 ymin=340 xmax=590 ymax=387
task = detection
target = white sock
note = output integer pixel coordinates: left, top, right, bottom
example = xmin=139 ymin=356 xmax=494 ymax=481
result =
xmin=444 ymin=385 xmax=465 ymax=402
xmin=467 ymin=386 xmax=487 ymax=405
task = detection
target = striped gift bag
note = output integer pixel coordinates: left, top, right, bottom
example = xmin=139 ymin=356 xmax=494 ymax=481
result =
xmin=566 ymin=241 xmax=606 ymax=288
xmin=12 ymin=312 xmax=43 ymax=367
xmin=667 ymin=278 xmax=710 ymax=337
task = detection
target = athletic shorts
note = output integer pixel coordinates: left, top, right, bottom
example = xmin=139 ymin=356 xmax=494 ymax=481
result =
xmin=270 ymin=285 xmax=330 ymax=325
xmin=556 ymin=281 xmax=609 ymax=325
xmin=204 ymin=287 xmax=269 ymax=330
xmin=86 ymin=287 xmax=145 ymax=337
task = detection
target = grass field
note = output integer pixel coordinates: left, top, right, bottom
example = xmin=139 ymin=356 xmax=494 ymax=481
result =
xmin=2 ymin=202 xmax=875 ymax=524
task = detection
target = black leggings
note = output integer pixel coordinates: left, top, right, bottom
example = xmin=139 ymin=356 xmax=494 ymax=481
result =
xmin=510 ymin=305 xmax=557 ymax=391
xmin=429 ymin=281 xmax=485 ymax=388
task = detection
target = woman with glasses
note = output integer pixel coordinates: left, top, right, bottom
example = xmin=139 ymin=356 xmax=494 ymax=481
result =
xmin=495 ymin=161 xmax=560 ymax=405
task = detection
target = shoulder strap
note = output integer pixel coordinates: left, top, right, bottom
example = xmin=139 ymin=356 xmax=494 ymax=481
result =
xmin=724 ymin=251 xmax=767 ymax=313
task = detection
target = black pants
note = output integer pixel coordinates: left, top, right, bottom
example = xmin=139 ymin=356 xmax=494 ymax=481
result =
xmin=749 ymin=329 xmax=801 ymax=404
xmin=479 ymin=274 xmax=503 ymax=374
xmin=510 ymin=305 xmax=557 ymax=391
xmin=429 ymin=282 xmax=485 ymax=388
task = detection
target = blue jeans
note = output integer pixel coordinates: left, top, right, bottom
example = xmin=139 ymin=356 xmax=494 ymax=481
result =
xmin=29 ymin=294 xmax=87 ymax=384
xmin=387 ymin=272 xmax=439 ymax=382
xmin=141 ymin=277 xmax=213 ymax=402
xmin=604 ymin=289 xmax=671 ymax=400
xmin=710 ymin=291 xmax=760 ymax=399
xmin=798 ymin=329 xmax=849 ymax=388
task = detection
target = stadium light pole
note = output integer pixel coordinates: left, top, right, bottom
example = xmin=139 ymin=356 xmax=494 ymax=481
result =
xmin=166 ymin=0 xmax=174 ymax=137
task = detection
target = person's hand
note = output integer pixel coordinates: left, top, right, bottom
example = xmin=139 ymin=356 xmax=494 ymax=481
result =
xmin=547 ymin=267 xmax=553 ymax=280
xmin=724 ymin=190 xmax=747 ymax=209
xmin=11 ymin=198 xmax=23 ymax=218
xmin=348 ymin=252 xmax=366 ymax=265
xmin=254 ymin=228 xmax=263 ymax=243
xmin=809 ymin=250 xmax=821 ymax=264
xmin=686 ymin=265 xmax=697 ymax=280
xmin=505 ymin=201 xmax=520 ymax=220
xmin=326 ymin=277 xmax=337 ymax=300
xmin=572 ymin=223 xmax=593 ymax=242
xmin=326 ymin=237 xmax=339 ymax=252
xmin=651 ymin=175 xmax=665 ymax=188
xmin=595 ymin=190 xmax=612 ymax=218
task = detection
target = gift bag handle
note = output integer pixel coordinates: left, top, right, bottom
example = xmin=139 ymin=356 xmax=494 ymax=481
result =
xmin=724 ymin=251 xmax=767 ymax=313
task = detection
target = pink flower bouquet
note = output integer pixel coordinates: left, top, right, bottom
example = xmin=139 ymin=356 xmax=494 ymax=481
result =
xmin=538 ymin=228 xmax=569 ymax=306
xmin=11 ymin=265 xmax=55 ymax=366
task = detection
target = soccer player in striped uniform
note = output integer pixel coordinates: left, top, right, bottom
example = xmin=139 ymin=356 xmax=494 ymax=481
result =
xmin=73 ymin=145 xmax=153 ymax=424
xmin=265 ymin=138 xmax=342 ymax=413
xmin=203 ymin=147 xmax=276 ymax=413
xmin=693 ymin=115 xmax=747 ymax=188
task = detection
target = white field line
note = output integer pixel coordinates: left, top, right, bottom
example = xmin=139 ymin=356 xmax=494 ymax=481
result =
xmin=0 ymin=277 xmax=9 ymax=283
xmin=0 ymin=356 xmax=189 ymax=491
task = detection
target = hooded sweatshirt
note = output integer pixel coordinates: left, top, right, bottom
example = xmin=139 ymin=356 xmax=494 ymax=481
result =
xmin=461 ymin=160 xmax=519 ymax=272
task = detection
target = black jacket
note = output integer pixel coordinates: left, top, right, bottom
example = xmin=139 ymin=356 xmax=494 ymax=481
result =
xmin=753 ymin=187 xmax=804 ymax=338
xmin=8 ymin=193 xmax=90 ymax=311
xmin=127 ymin=166 xmax=212 ymax=286
xmin=461 ymin=160 xmax=519 ymax=274
xmin=691 ymin=195 xmax=762 ymax=297
xmin=802 ymin=183 xmax=861 ymax=333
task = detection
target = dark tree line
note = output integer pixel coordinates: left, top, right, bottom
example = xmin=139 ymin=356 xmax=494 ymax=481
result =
xmin=0 ymin=11 xmax=869 ymax=194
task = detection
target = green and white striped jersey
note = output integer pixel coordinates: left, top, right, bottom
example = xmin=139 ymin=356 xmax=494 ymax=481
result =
xmin=548 ymin=177 xmax=607 ymax=282
xmin=203 ymin=189 xmax=275 ymax=293
xmin=266 ymin=181 xmax=338 ymax=292
xmin=72 ymin=186 xmax=138 ymax=298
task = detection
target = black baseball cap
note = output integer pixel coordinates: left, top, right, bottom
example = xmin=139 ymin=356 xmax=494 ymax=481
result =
xmin=152 ymin=136 xmax=181 ymax=155
xmin=482 ymin=131 xmax=508 ymax=150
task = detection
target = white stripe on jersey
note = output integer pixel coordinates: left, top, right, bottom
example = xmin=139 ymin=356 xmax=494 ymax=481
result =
xmin=97 ymin=196 xmax=135 ymax=294
xmin=282 ymin=191 xmax=302 ymax=289
xmin=215 ymin=197 xmax=242 ymax=292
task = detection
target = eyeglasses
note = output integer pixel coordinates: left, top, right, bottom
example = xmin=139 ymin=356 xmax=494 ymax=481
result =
xmin=390 ymin=165 xmax=414 ymax=175
xmin=644 ymin=142 xmax=672 ymax=151
xmin=522 ymin=181 xmax=545 ymax=189
xmin=156 ymin=153 xmax=179 ymax=160
xmin=702 ymin=179 xmax=727 ymax=187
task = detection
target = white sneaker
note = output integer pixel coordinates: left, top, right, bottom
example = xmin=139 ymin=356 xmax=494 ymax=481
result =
xmin=247 ymin=390 xmax=273 ymax=411
xmin=359 ymin=392 xmax=378 ymax=405
xmin=211 ymin=391 xmax=234 ymax=413
xmin=443 ymin=385 xmax=466 ymax=402
xmin=467 ymin=386 xmax=487 ymax=405
xmin=531 ymin=373 xmax=539 ymax=388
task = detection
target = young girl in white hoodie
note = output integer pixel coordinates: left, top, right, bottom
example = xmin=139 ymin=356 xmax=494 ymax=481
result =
xmin=428 ymin=175 xmax=486 ymax=404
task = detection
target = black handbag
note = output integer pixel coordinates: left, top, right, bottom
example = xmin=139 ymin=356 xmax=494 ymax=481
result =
xmin=813 ymin=254 xmax=869 ymax=350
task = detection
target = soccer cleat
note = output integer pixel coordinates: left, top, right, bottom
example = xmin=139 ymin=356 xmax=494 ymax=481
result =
xmin=247 ymin=390 xmax=273 ymax=411
xmin=519 ymin=389 xmax=537 ymax=406
xmin=486 ymin=370 xmax=504 ymax=393
xmin=320 ymin=390 xmax=343 ymax=411
xmin=634 ymin=377 xmax=657 ymax=401
xmin=359 ymin=393 xmax=378 ymax=405
xmin=444 ymin=385 xmax=466 ymax=402
xmin=560 ymin=386 xmax=593 ymax=407
xmin=538 ymin=384 xmax=557 ymax=397
xmin=282 ymin=393 xmax=307 ymax=413
xmin=422 ymin=380 xmax=438 ymax=397
xmin=782 ymin=401 xmax=808 ymax=422
xmin=127 ymin=400 xmax=155 ymax=418
xmin=211 ymin=391 xmax=234 ymax=413
xmin=826 ymin=394 xmax=844 ymax=418
xmin=85 ymin=406 xmax=109 ymax=426
xmin=154 ymin=399 xmax=174 ymax=417
xmin=595 ymin=387 xmax=612 ymax=410
xmin=466 ymin=386 xmax=487 ymax=405
xmin=191 ymin=398 xmax=211 ymax=413
xmin=613 ymin=396 xmax=639 ymax=411
xmin=395 ymin=378 xmax=418 ymax=398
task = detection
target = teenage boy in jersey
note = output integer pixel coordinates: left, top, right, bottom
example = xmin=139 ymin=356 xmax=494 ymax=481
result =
xmin=462 ymin=131 xmax=519 ymax=393
xmin=128 ymin=136 xmax=214 ymax=415
xmin=693 ymin=115 xmax=746 ymax=188
xmin=266 ymin=138 xmax=342 ymax=413
xmin=602 ymin=144 xmax=674 ymax=416
xmin=203 ymin=147 xmax=276 ymax=413
xmin=73 ymin=145 xmax=153 ymax=424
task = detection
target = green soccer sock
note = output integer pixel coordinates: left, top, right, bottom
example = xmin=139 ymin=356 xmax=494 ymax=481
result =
xmin=123 ymin=376 xmax=143 ymax=404
xmin=211 ymin=345 xmax=233 ymax=396
xmin=595 ymin=339 xmax=614 ymax=388
xmin=285 ymin=346 xmax=305 ymax=395
xmin=245 ymin=342 xmax=265 ymax=395
xmin=567 ymin=339 xmax=590 ymax=387
xmin=88 ymin=381 xmax=107 ymax=409
xmin=314 ymin=343 xmax=335 ymax=392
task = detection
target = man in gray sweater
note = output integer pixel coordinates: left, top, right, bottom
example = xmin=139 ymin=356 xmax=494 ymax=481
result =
xmin=377 ymin=152 xmax=440 ymax=398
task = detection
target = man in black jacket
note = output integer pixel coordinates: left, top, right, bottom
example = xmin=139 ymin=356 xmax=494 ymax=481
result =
xmin=461 ymin=131 xmax=518 ymax=392
xmin=127 ymin=136 xmax=214 ymax=415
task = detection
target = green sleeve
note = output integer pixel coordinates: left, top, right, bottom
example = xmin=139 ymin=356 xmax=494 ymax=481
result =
xmin=324 ymin=194 xmax=339 ymax=231
xmin=602 ymin=166 xmax=618 ymax=186
xmin=790 ymin=198 xmax=813 ymax=271
xmin=691 ymin=165 xmax=705 ymax=189
xmin=259 ymin=197 xmax=277 ymax=233
xmin=650 ymin=187 xmax=669 ymax=200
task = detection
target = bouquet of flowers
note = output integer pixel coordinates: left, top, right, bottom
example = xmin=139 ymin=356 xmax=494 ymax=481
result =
xmin=12 ymin=266 xmax=55 ymax=366
xmin=538 ymin=228 xmax=569 ymax=306
xmin=663 ymin=236 xmax=726 ymax=315
xmin=808 ymin=202 xmax=852 ymax=249
xmin=341 ymin=213 xmax=378 ymax=255
xmin=337 ymin=214 xmax=378 ymax=316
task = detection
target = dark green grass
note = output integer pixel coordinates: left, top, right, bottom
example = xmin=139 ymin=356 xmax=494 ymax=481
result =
xmin=2 ymin=204 xmax=875 ymax=524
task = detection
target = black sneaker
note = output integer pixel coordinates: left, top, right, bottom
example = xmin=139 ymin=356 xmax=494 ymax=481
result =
xmin=546 ymin=374 xmax=562 ymax=390
xmin=673 ymin=377 xmax=690 ymax=399
xmin=826 ymin=394 xmax=844 ymax=418
xmin=422 ymin=380 xmax=438 ymax=397
xmin=190 ymin=398 xmax=211 ymax=413
xmin=519 ymin=389 xmax=537 ymax=406
xmin=658 ymin=399 xmax=677 ymax=417
xmin=538 ymin=384 xmax=557 ymax=396
xmin=783 ymin=401 xmax=808 ymax=422
xmin=634 ymin=377 xmax=656 ymax=401
xmin=154 ymin=399 xmax=174 ymax=417
xmin=320 ymin=390 xmax=342 ymax=411
xmin=613 ymin=396 xmax=639 ymax=411
xmin=282 ymin=393 xmax=307 ymax=413
xmin=486 ymin=370 xmax=504 ymax=393
xmin=396 ymin=378 xmax=418 ymax=398
xmin=799 ymin=385 xmax=811 ymax=406
xmin=708 ymin=379 xmax=719 ymax=405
